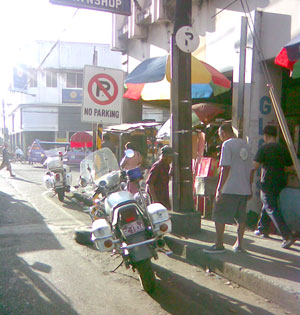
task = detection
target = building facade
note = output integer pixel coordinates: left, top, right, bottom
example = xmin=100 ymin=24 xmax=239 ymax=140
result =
xmin=4 ymin=41 xmax=123 ymax=151
xmin=112 ymin=0 xmax=300 ymax=212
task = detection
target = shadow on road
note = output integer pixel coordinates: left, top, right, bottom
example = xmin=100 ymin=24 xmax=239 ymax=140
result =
xmin=9 ymin=176 xmax=41 ymax=185
xmin=152 ymin=264 xmax=275 ymax=315
xmin=0 ymin=190 xmax=78 ymax=314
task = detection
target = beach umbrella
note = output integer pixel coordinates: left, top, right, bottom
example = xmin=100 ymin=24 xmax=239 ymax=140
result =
xmin=123 ymin=55 xmax=231 ymax=101
xmin=275 ymin=34 xmax=300 ymax=78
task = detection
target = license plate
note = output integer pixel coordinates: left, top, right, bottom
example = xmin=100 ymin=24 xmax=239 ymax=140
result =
xmin=122 ymin=220 xmax=145 ymax=236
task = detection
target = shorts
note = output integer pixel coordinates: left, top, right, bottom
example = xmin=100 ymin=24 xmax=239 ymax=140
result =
xmin=0 ymin=160 xmax=11 ymax=170
xmin=212 ymin=194 xmax=248 ymax=224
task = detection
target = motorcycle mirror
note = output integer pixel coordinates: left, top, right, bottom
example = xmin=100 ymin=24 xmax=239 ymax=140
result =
xmin=125 ymin=149 xmax=134 ymax=158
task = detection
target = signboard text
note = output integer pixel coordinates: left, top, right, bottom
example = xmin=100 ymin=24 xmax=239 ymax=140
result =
xmin=50 ymin=0 xmax=131 ymax=16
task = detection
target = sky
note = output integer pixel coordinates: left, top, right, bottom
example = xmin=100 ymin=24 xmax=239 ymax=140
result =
xmin=0 ymin=0 xmax=113 ymax=93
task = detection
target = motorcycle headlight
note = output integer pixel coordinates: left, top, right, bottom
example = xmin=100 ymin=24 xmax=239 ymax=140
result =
xmin=41 ymin=153 xmax=45 ymax=157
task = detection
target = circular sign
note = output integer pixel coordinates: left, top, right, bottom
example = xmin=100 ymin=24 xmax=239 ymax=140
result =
xmin=88 ymin=73 xmax=118 ymax=105
xmin=175 ymin=26 xmax=200 ymax=53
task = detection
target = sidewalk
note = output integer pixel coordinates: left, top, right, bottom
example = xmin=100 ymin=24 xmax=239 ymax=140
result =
xmin=165 ymin=219 xmax=300 ymax=314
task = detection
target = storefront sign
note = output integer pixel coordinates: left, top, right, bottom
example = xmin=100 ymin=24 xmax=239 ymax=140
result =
xmin=62 ymin=89 xmax=83 ymax=103
xmin=49 ymin=0 xmax=131 ymax=16
xmin=13 ymin=65 xmax=28 ymax=92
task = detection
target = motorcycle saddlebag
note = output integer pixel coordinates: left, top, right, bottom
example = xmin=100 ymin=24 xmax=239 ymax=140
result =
xmin=146 ymin=203 xmax=172 ymax=235
xmin=91 ymin=219 xmax=114 ymax=252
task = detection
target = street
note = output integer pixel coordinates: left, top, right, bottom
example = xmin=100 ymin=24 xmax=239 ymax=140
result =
xmin=0 ymin=163 xmax=290 ymax=315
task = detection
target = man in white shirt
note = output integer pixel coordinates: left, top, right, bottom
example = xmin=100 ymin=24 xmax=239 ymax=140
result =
xmin=204 ymin=123 xmax=253 ymax=254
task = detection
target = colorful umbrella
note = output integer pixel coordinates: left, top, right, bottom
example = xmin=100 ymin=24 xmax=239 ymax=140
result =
xmin=123 ymin=55 xmax=231 ymax=101
xmin=275 ymin=34 xmax=300 ymax=78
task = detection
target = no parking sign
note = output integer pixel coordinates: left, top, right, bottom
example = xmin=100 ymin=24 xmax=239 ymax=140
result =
xmin=82 ymin=65 xmax=124 ymax=124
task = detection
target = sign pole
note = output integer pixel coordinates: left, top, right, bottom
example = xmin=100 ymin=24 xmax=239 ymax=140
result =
xmin=170 ymin=0 xmax=201 ymax=234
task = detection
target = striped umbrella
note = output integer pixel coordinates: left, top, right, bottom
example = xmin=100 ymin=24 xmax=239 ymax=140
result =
xmin=123 ymin=55 xmax=231 ymax=101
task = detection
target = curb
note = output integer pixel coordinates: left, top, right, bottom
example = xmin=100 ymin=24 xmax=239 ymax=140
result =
xmin=165 ymin=235 xmax=300 ymax=314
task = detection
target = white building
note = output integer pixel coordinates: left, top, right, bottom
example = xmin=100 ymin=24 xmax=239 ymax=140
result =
xmin=5 ymin=40 xmax=123 ymax=151
xmin=112 ymin=0 xmax=300 ymax=212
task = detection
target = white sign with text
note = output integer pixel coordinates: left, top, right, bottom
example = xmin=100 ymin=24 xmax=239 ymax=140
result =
xmin=82 ymin=65 xmax=123 ymax=124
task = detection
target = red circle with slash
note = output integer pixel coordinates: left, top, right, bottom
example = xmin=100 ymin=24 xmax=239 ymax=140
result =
xmin=88 ymin=73 xmax=118 ymax=105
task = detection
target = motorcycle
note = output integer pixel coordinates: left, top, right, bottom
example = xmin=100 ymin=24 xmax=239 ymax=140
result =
xmin=43 ymin=153 xmax=72 ymax=202
xmin=79 ymin=148 xmax=172 ymax=293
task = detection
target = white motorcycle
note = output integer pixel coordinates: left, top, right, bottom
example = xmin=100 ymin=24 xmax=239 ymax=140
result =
xmin=76 ymin=148 xmax=172 ymax=293
xmin=43 ymin=154 xmax=72 ymax=202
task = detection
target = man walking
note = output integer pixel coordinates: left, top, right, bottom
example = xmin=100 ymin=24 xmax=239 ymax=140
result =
xmin=204 ymin=123 xmax=253 ymax=253
xmin=0 ymin=142 xmax=15 ymax=177
xmin=253 ymin=125 xmax=295 ymax=249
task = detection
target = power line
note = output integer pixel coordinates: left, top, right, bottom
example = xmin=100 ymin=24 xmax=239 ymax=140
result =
xmin=211 ymin=0 xmax=239 ymax=18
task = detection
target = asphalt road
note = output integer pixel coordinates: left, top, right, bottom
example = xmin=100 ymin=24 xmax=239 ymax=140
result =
xmin=0 ymin=162 xmax=290 ymax=315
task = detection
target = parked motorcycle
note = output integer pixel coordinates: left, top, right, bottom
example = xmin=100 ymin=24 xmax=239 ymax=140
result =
xmin=77 ymin=148 xmax=171 ymax=293
xmin=43 ymin=153 xmax=72 ymax=202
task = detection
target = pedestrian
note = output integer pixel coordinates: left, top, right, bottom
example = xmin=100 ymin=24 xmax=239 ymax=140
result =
xmin=203 ymin=123 xmax=253 ymax=254
xmin=120 ymin=142 xmax=143 ymax=195
xmin=0 ymin=142 xmax=15 ymax=177
xmin=146 ymin=145 xmax=174 ymax=210
xmin=15 ymin=146 xmax=24 ymax=161
xmin=252 ymin=125 xmax=295 ymax=249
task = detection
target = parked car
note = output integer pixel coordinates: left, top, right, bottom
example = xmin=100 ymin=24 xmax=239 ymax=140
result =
xmin=63 ymin=148 xmax=90 ymax=165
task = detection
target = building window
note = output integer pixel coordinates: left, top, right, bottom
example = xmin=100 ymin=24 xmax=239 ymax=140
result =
xmin=46 ymin=71 xmax=57 ymax=88
xmin=66 ymin=72 xmax=83 ymax=88
xmin=28 ymin=69 xmax=37 ymax=88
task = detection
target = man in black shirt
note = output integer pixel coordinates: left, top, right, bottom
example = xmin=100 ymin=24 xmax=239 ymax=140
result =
xmin=253 ymin=125 xmax=294 ymax=249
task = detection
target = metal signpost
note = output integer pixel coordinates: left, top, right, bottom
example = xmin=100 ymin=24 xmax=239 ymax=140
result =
xmin=49 ymin=0 xmax=131 ymax=16
xmin=82 ymin=65 xmax=123 ymax=125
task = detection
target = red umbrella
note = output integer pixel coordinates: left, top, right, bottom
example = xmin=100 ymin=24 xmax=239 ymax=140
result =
xmin=192 ymin=103 xmax=225 ymax=125
xmin=70 ymin=131 xmax=93 ymax=148
xmin=275 ymin=34 xmax=300 ymax=78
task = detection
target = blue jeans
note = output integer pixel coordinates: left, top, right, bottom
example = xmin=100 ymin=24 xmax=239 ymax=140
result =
xmin=259 ymin=191 xmax=292 ymax=240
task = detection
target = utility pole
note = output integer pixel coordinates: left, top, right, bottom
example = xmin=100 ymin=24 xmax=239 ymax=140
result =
xmin=170 ymin=0 xmax=201 ymax=234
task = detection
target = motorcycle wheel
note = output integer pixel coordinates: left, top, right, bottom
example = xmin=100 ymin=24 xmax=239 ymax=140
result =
xmin=74 ymin=229 xmax=93 ymax=246
xmin=57 ymin=190 xmax=65 ymax=202
xmin=136 ymin=259 xmax=156 ymax=293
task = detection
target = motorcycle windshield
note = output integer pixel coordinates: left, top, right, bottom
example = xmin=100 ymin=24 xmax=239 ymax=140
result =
xmin=80 ymin=148 xmax=120 ymax=184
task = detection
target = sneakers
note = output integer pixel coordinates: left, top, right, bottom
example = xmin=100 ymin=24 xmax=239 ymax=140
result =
xmin=232 ymin=245 xmax=246 ymax=253
xmin=203 ymin=244 xmax=225 ymax=254
xmin=282 ymin=238 xmax=296 ymax=249
xmin=254 ymin=230 xmax=269 ymax=238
